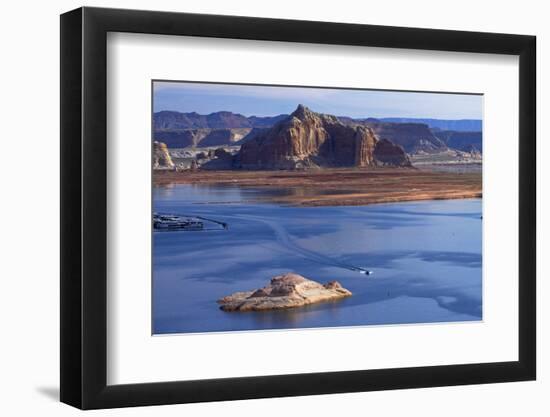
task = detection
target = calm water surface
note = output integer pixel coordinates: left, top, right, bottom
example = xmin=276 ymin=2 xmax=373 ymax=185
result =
xmin=153 ymin=184 xmax=482 ymax=334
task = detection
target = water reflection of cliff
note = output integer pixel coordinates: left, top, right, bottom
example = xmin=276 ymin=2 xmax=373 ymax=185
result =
xmin=155 ymin=183 xmax=372 ymax=205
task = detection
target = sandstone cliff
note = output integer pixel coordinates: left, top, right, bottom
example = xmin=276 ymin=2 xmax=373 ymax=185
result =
xmin=218 ymin=272 xmax=352 ymax=311
xmin=238 ymin=105 xmax=410 ymax=169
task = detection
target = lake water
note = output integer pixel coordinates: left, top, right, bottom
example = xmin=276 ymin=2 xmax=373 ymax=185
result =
xmin=153 ymin=184 xmax=482 ymax=334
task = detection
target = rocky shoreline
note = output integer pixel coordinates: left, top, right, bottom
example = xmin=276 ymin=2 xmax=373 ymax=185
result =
xmin=153 ymin=168 xmax=482 ymax=207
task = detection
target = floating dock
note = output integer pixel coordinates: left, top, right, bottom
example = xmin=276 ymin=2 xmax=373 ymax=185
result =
xmin=153 ymin=213 xmax=204 ymax=231
xmin=153 ymin=213 xmax=227 ymax=231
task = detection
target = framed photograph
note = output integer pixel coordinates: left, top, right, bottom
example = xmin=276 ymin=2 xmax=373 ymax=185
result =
xmin=60 ymin=6 xmax=536 ymax=409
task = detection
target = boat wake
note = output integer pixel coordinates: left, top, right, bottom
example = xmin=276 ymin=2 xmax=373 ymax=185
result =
xmin=232 ymin=214 xmax=372 ymax=275
xmin=157 ymin=211 xmax=372 ymax=274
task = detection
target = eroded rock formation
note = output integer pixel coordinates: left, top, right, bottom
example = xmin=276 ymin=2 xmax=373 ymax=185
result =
xmin=153 ymin=141 xmax=174 ymax=169
xmin=238 ymin=105 xmax=410 ymax=169
xmin=373 ymin=138 xmax=412 ymax=167
xmin=217 ymin=272 xmax=352 ymax=312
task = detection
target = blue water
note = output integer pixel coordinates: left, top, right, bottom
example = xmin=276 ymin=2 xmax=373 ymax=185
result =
xmin=153 ymin=184 xmax=482 ymax=334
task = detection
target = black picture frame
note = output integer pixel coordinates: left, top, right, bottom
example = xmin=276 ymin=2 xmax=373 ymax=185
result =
xmin=60 ymin=6 xmax=536 ymax=410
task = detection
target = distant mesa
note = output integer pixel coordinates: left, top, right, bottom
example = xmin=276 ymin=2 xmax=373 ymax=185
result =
xmin=238 ymin=105 xmax=412 ymax=169
xmin=154 ymin=109 xmax=251 ymax=129
xmin=379 ymin=117 xmax=482 ymax=132
xmin=153 ymin=109 xmax=482 ymax=155
xmin=433 ymin=130 xmax=483 ymax=153
xmin=154 ymin=127 xmax=251 ymax=148
xmin=364 ymin=121 xmax=447 ymax=154
xmin=153 ymin=110 xmax=287 ymax=149
xmin=341 ymin=118 xmax=482 ymax=155
xmin=217 ymin=272 xmax=352 ymax=312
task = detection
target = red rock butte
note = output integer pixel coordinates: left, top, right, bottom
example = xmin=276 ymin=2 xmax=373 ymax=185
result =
xmin=238 ymin=105 xmax=411 ymax=170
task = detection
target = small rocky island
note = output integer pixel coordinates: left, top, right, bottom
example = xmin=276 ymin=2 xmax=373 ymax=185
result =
xmin=217 ymin=273 xmax=352 ymax=312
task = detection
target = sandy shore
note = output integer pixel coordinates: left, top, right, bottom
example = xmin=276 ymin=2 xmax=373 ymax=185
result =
xmin=153 ymin=168 xmax=482 ymax=207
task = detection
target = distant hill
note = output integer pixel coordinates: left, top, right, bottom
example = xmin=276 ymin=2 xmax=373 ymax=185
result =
xmin=362 ymin=122 xmax=447 ymax=154
xmin=155 ymin=111 xmax=482 ymax=132
xmin=154 ymin=110 xmax=287 ymax=130
xmin=153 ymin=110 xmax=250 ymax=129
xmin=336 ymin=117 xmax=482 ymax=154
xmin=247 ymin=114 xmax=288 ymax=127
xmin=433 ymin=130 xmax=483 ymax=153
xmin=153 ymin=110 xmax=482 ymax=152
xmin=379 ymin=118 xmax=482 ymax=132
xmin=153 ymin=111 xmax=288 ymax=148
xmin=154 ymin=128 xmax=251 ymax=148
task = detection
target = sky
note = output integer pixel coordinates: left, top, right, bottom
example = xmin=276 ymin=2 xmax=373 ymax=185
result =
xmin=153 ymin=81 xmax=483 ymax=120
